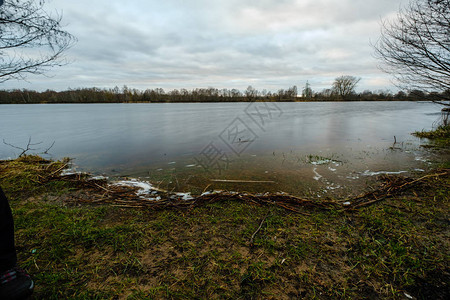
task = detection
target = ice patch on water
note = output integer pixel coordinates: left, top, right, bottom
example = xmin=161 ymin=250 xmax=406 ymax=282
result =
xmin=346 ymin=174 xmax=360 ymax=180
xmin=175 ymin=193 xmax=194 ymax=200
xmin=361 ymin=170 xmax=408 ymax=176
xmin=112 ymin=179 xmax=166 ymax=201
xmin=201 ymin=190 xmax=224 ymax=196
xmin=90 ymin=175 xmax=108 ymax=180
xmin=313 ymin=168 xmax=322 ymax=180
xmin=415 ymin=156 xmax=428 ymax=162
xmin=113 ymin=179 xmax=154 ymax=196
xmin=311 ymin=159 xmax=332 ymax=165
xmin=326 ymin=184 xmax=341 ymax=190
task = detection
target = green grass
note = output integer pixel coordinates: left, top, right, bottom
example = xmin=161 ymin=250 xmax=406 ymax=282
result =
xmin=0 ymin=156 xmax=449 ymax=299
xmin=413 ymin=124 xmax=450 ymax=148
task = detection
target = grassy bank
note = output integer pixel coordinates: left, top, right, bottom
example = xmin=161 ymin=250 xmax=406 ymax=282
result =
xmin=0 ymin=155 xmax=449 ymax=299
xmin=413 ymin=124 xmax=450 ymax=149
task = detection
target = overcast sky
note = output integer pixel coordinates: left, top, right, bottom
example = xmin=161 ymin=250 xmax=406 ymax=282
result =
xmin=2 ymin=0 xmax=405 ymax=93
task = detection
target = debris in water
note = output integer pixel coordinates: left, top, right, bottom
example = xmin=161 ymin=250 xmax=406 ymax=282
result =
xmin=346 ymin=174 xmax=360 ymax=180
xmin=211 ymin=179 xmax=276 ymax=183
xmin=174 ymin=193 xmax=194 ymax=200
xmin=361 ymin=170 xmax=408 ymax=176
xmin=311 ymin=159 xmax=332 ymax=165
xmin=326 ymin=184 xmax=341 ymax=190
xmin=415 ymin=156 xmax=428 ymax=162
xmin=90 ymin=175 xmax=108 ymax=180
xmin=113 ymin=179 xmax=154 ymax=196
xmin=313 ymin=168 xmax=322 ymax=180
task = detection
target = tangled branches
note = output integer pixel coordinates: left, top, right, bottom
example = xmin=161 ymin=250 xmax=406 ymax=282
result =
xmin=0 ymin=0 xmax=76 ymax=82
xmin=4 ymin=156 xmax=447 ymax=213
xmin=374 ymin=0 xmax=450 ymax=99
xmin=56 ymin=170 xmax=449 ymax=213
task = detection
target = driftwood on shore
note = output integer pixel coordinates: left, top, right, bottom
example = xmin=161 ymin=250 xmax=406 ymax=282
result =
xmin=2 ymin=155 xmax=448 ymax=216
xmin=346 ymin=170 xmax=449 ymax=209
xmin=47 ymin=168 xmax=449 ymax=214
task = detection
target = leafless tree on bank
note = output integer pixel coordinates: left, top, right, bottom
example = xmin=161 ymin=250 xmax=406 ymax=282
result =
xmin=374 ymin=0 xmax=450 ymax=104
xmin=332 ymin=75 xmax=361 ymax=100
xmin=0 ymin=0 xmax=76 ymax=82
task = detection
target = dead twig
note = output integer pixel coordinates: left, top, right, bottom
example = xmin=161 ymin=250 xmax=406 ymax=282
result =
xmin=40 ymin=141 xmax=55 ymax=155
xmin=3 ymin=137 xmax=55 ymax=157
xmin=346 ymin=170 xmax=449 ymax=209
xmin=202 ymin=184 xmax=212 ymax=194
xmin=48 ymin=163 xmax=68 ymax=177
xmin=94 ymin=182 xmax=111 ymax=193
xmin=210 ymin=179 xmax=276 ymax=184
xmin=250 ymin=214 xmax=269 ymax=245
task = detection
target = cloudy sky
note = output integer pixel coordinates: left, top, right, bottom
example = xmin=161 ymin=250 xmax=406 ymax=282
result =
xmin=2 ymin=0 xmax=405 ymax=93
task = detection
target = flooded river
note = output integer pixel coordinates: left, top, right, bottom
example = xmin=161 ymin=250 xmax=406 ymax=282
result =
xmin=0 ymin=101 xmax=446 ymax=196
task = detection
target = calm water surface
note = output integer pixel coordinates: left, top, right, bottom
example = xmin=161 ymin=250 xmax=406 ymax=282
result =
xmin=0 ymin=102 xmax=445 ymax=196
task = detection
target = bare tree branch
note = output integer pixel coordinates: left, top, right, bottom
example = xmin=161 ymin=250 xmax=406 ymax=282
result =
xmin=3 ymin=137 xmax=55 ymax=157
xmin=0 ymin=0 xmax=76 ymax=82
xmin=374 ymin=0 xmax=450 ymax=102
xmin=41 ymin=141 xmax=55 ymax=155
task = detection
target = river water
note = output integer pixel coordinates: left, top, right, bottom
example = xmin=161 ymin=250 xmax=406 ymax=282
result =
xmin=0 ymin=102 xmax=445 ymax=196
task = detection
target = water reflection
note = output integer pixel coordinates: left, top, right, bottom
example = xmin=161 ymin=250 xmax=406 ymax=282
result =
xmin=0 ymin=101 xmax=446 ymax=195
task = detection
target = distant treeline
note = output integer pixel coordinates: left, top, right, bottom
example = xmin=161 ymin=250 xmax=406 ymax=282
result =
xmin=0 ymin=86 xmax=447 ymax=104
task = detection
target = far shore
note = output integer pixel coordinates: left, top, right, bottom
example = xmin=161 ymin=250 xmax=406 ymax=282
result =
xmin=1 ymin=86 xmax=444 ymax=104
xmin=0 ymin=98 xmax=432 ymax=104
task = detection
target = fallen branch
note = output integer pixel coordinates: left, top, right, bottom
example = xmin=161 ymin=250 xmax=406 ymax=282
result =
xmin=346 ymin=169 xmax=449 ymax=209
xmin=8 ymin=155 xmax=447 ymax=214
xmin=210 ymin=179 xmax=276 ymax=183
xmin=250 ymin=214 xmax=269 ymax=245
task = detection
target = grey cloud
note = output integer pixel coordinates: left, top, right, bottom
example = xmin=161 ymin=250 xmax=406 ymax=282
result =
xmin=1 ymin=0 xmax=405 ymax=92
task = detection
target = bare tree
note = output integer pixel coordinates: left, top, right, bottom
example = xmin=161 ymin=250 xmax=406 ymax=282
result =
xmin=374 ymin=0 xmax=450 ymax=102
xmin=0 ymin=0 xmax=76 ymax=82
xmin=245 ymin=85 xmax=257 ymax=101
xmin=332 ymin=75 xmax=361 ymax=100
